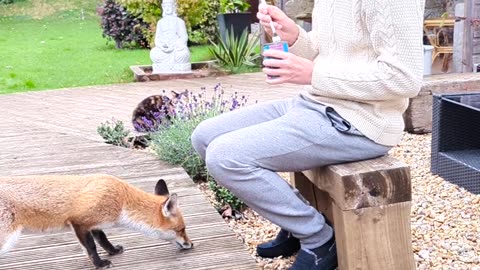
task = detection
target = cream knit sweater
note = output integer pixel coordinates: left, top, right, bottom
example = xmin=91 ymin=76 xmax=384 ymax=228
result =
xmin=289 ymin=0 xmax=425 ymax=146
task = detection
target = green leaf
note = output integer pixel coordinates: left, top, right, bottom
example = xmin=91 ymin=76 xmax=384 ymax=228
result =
xmin=209 ymin=26 xmax=260 ymax=73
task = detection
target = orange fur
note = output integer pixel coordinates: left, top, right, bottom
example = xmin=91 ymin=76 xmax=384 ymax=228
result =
xmin=0 ymin=174 xmax=192 ymax=267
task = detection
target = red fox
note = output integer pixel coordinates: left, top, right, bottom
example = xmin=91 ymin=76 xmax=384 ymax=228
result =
xmin=0 ymin=174 xmax=193 ymax=269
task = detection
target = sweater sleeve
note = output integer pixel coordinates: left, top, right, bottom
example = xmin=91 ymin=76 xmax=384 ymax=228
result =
xmin=309 ymin=0 xmax=423 ymax=102
xmin=288 ymin=25 xmax=320 ymax=61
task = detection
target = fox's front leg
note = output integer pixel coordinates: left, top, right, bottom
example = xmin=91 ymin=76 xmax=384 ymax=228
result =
xmin=72 ymin=224 xmax=112 ymax=269
xmin=91 ymin=230 xmax=123 ymax=256
xmin=0 ymin=229 xmax=20 ymax=255
xmin=0 ymin=202 xmax=20 ymax=255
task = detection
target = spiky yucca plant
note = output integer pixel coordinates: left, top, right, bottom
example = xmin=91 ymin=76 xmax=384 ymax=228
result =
xmin=208 ymin=27 xmax=260 ymax=73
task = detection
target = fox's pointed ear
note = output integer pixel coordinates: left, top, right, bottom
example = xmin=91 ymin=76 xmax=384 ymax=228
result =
xmin=162 ymin=193 xmax=178 ymax=217
xmin=154 ymin=179 xmax=169 ymax=196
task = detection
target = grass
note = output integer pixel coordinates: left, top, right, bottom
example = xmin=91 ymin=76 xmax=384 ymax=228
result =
xmin=0 ymin=0 xmax=215 ymax=94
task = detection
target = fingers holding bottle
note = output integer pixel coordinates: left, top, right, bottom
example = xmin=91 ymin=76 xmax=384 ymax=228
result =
xmin=256 ymin=3 xmax=299 ymax=45
xmin=257 ymin=2 xmax=274 ymax=35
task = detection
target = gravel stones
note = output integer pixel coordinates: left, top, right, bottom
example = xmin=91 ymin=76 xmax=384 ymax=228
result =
xmin=396 ymin=133 xmax=479 ymax=270
xmin=198 ymin=133 xmax=479 ymax=269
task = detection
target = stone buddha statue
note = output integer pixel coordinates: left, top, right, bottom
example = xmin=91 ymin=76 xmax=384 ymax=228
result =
xmin=150 ymin=0 xmax=191 ymax=74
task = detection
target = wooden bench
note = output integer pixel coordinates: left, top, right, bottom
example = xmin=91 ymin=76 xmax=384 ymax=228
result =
xmin=290 ymin=155 xmax=415 ymax=270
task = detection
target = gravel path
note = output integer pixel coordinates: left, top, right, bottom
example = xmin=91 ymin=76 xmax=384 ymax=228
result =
xmin=199 ymin=132 xmax=480 ymax=270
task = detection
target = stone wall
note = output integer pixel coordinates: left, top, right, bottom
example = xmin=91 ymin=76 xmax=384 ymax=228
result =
xmin=424 ymin=0 xmax=463 ymax=18
xmin=282 ymin=0 xmax=314 ymax=20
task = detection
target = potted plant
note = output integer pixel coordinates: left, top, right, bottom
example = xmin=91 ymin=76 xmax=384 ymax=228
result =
xmin=217 ymin=0 xmax=252 ymax=42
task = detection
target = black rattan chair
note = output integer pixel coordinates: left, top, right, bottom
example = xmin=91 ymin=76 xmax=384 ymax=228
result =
xmin=431 ymin=93 xmax=480 ymax=194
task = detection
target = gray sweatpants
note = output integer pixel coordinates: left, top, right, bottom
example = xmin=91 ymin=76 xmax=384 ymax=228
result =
xmin=191 ymin=94 xmax=391 ymax=249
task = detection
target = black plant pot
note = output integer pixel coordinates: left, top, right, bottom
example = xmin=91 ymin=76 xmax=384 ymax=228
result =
xmin=217 ymin=12 xmax=252 ymax=42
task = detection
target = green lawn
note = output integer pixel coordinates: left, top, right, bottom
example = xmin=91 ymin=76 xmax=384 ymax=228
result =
xmin=0 ymin=1 xmax=214 ymax=94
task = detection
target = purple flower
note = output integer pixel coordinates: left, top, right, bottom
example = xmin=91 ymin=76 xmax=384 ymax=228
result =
xmin=230 ymin=99 xmax=239 ymax=111
xmin=134 ymin=122 xmax=142 ymax=131
xmin=135 ymin=84 xmax=255 ymax=132
xmin=142 ymin=116 xmax=154 ymax=128
xmin=214 ymin=83 xmax=221 ymax=92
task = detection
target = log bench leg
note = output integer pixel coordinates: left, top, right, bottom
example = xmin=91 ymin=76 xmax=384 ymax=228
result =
xmin=332 ymin=201 xmax=415 ymax=270
xmin=290 ymin=171 xmax=416 ymax=270
xmin=290 ymin=172 xmax=334 ymax=223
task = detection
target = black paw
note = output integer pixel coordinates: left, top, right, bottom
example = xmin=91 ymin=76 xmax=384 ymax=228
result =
xmin=108 ymin=245 xmax=124 ymax=256
xmin=94 ymin=259 xmax=112 ymax=269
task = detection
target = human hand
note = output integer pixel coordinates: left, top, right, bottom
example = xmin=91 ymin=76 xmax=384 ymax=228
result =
xmin=262 ymin=49 xmax=313 ymax=85
xmin=257 ymin=3 xmax=299 ymax=46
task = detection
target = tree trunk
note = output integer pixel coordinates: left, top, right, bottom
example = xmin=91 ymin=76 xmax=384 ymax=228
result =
xmin=115 ymin=39 xmax=123 ymax=49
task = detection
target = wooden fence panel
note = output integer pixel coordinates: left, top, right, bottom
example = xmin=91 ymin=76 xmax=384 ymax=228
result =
xmin=453 ymin=0 xmax=480 ymax=72
xmin=471 ymin=0 xmax=480 ymax=71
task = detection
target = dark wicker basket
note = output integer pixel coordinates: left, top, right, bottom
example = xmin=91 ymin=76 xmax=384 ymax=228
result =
xmin=431 ymin=93 xmax=480 ymax=194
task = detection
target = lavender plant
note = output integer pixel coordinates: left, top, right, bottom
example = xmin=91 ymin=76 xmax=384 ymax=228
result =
xmin=149 ymin=83 xmax=249 ymax=210
xmin=97 ymin=84 xmax=250 ymax=212
xmin=141 ymin=84 xmax=249 ymax=133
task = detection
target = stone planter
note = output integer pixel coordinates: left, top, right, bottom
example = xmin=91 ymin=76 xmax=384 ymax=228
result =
xmin=129 ymin=61 xmax=229 ymax=82
xmin=217 ymin=13 xmax=252 ymax=42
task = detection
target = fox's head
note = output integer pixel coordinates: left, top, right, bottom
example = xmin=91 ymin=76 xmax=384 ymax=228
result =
xmin=141 ymin=179 xmax=193 ymax=250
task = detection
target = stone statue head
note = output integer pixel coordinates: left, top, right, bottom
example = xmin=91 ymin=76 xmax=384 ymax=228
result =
xmin=161 ymin=0 xmax=176 ymax=16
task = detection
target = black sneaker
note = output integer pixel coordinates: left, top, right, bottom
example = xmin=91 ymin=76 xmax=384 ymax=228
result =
xmin=289 ymin=237 xmax=338 ymax=270
xmin=256 ymin=229 xmax=301 ymax=258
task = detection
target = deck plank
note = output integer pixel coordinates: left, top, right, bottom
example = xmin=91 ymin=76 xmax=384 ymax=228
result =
xmin=0 ymin=73 xmax=295 ymax=269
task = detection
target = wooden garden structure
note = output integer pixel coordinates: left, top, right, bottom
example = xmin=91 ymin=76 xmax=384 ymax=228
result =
xmin=454 ymin=0 xmax=480 ymax=73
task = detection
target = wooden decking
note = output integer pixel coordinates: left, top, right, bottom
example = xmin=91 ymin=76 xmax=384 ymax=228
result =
xmin=0 ymin=73 xmax=299 ymax=269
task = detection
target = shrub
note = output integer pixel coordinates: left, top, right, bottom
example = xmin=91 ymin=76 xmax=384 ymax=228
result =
xmin=100 ymin=0 xmax=149 ymax=49
xmin=208 ymin=179 xmax=243 ymax=211
xmin=219 ymin=0 xmax=250 ymax=13
xmin=0 ymin=0 xmax=22 ymax=4
xmin=209 ymin=28 xmax=260 ymax=73
xmin=97 ymin=118 xmax=130 ymax=147
xmin=177 ymin=0 xmax=219 ymax=45
xmin=116 ymin=0 xmax=220 ymax=46
xmin=150 ymin=115 xmax=207 ymax=181
xmin=114 ymin=0 xmax=160 ymax=46
xmin=148 ymin=84 xmax=250 ymax=210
